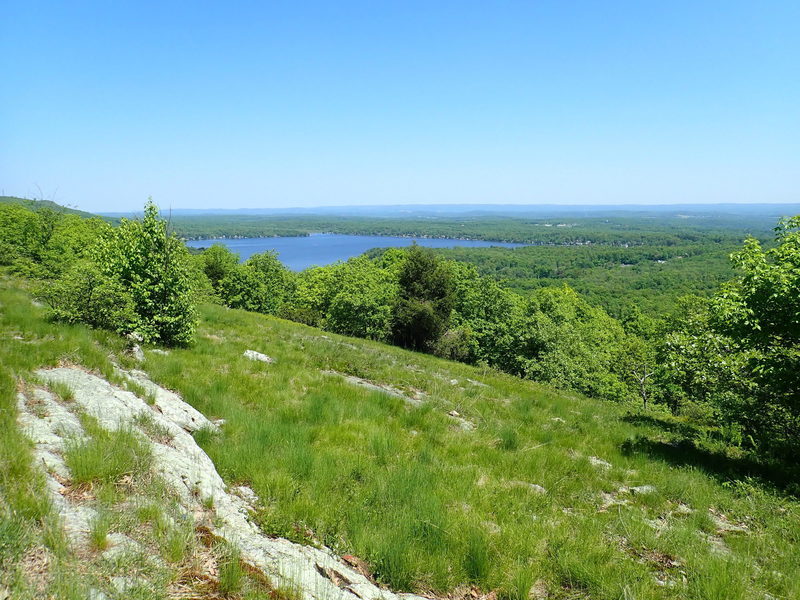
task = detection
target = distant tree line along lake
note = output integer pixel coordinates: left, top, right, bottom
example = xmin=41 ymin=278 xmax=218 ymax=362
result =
xmin=185 ymin=233 xmax=528 ymax=270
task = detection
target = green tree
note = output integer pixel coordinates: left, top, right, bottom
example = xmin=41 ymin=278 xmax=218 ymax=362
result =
xmin=91 ymin=200 xmax=197 ymax=345
xmin=659 ymin=300 xmax=751 ymax=423
xmin=511 ymin=286 xmax=627 ymax=400
xmin=325 ymin=257 xmax=396 ymax=340
xmin=448 ymin=262 xmax=520 ymax=366
xmin=201 ymin=243 xmax=240 ymax=289
xmin=218 ymin=264 xmax=272 ymax=314
xmin=618 ymin=308 xmax=661 ymax=409
xmin=707 ymin=217 xmax=800 ymax=455
xmin=391 ymin=245 xmax=454 ymax=351
xmin=245 ymin=251 xmax=295 ymax=313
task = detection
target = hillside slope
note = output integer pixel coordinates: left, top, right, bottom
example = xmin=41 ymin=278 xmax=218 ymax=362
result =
xmin=0 ymin=196 xmax=106 ymax=220
xmin=1 ymin=276 xmax=798 ymax=600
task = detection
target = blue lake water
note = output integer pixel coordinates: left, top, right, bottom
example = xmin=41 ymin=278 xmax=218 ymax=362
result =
xmin=186 ymin=233 xmax=526 ymax=271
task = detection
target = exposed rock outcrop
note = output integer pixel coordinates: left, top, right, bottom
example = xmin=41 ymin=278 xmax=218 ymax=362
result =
xmin=244 ymin=349 xmax=275 ymax=364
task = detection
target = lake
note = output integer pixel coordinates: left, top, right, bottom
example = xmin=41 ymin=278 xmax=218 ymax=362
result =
xmin=185 ymin=233 xmax=527 ymax=271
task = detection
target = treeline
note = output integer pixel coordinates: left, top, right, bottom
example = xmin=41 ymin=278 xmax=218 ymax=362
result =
xmin=170 ymin=213 xmax=773 ymax=245
xmin=1 ymin=200 xmax=798 ymax=461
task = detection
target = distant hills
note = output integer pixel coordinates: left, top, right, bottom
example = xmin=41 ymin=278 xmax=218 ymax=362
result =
xmin=0 ymin=196 xmax=103 ymax=220
xmin=101 ymin=202 xmax=800 ymax=219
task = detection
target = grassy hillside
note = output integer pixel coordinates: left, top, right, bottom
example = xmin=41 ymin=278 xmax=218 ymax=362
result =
xmin=2 ymin=274 xmax=799 ymax=599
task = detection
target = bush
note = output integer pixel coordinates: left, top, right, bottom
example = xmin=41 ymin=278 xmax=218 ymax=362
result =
xmin=433 ymin=327 xmax=476 ymax=362
xmin=38 ymin=261 xmax=136 ymax=333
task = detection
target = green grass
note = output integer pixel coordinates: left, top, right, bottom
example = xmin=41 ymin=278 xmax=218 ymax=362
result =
xmin=88 ymin=510 xmax=111 ymax=551
xmin=64 ymin=418 xmax=152 ymax=485
xmin=217 ymin=542 xmax=244 ymax=596
xmin=47 ymin=379 xmax=75 ymax=402
xmin=2 ymin=274 xmax=800 ymax=599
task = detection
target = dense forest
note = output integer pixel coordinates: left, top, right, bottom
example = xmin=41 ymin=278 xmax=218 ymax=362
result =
xmin=424 ymin=243 xmax=740 ymax=316
xmin=2 ymin=199 xmax=798 ymax=471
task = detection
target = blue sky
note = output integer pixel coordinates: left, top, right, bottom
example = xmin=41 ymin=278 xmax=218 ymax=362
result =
xmin=1 ymin=1 xmax=798 ymax=212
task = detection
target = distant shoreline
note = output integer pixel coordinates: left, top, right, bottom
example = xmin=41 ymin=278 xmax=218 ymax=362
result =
xmin=183 ymin=231 xmax=532 ymax=244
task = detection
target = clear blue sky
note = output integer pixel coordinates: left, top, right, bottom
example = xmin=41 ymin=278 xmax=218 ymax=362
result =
xmin=2 ymin=1 xmax=798 ymax=212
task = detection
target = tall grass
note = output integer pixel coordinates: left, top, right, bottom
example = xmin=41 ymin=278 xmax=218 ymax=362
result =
xmin=64 ymin=418 xmax=152 ymax=485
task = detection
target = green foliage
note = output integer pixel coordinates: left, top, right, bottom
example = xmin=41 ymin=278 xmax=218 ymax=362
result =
xmin=703 ymin=216 xmax=800 ymax=456
xmin=511 ymin=286 xmax=628 ymax=400
xmin=91 ymin=200 xmax=197 ymax=345
xmin=214 ymin=249 xmax=295 ymax=317
xmin=1 ymin=199 xmax=197 ymax=344
xmin=38 ymin=260 xmax=136 ymax=333
xmin=448 ymin=262 xmax=520 ymax=365
xmin=324 ymin=258 xmax=395 ymax=340
xmin=291 ymin=257 xmax=396 ymax=339
xmin=654 ymin=216 xmax=800 ymax=457
xmin=721 ymin=216 xmax=800 ymax=347
xmin=392 ymin=244 xmax=454 ymax=350
xmin=202 ymin=243 xmax=240 ymax=288
xmin=0 ymin=203 xmax=110 ymax=278
xmin=246 ymin=251 xmax=295 ymax=312
xmin=219 ymin=264 xmax=277 ymax=313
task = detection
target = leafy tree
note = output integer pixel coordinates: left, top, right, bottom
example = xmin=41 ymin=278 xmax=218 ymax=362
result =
xmin=186 ymin=254 xmax=217 ymax=303
xmin=325 ymin=257 xmax=396 ymax=340
xmin=392 ymin=244 xmax=454 ymax=351
xmin=245 ymin=251 xmax=295 ymax=313
xmin=659 ymin=297 xmax=752 ymax=422
xmin=290 ymin=265 xmax=340 ymax=326
xmin=287 ymin=257 xmax=395 ymax=338
xmin=448 ymin=262 xmax=520 ymax=366
xmin=510 ymin=286 xmax=627 ymax=400
xmin=619 ymin=335 xmax=657 ymax=408
xmin=218 ymin=265 xmax=273 ymax=313
xmin=708 ymin=217 xmax=800 ymax=455
xmin=618 ymin=308 xmax=661 ymax=408
xmin=0 ymin=204 xmax=109 ymax=278
xmin=202 ymin=243 xmax=240 ymax=289
xmin=91 ymin=200 xmax=197 ymax=345
xmin=216 ymin=251 xmax=294 ymax=316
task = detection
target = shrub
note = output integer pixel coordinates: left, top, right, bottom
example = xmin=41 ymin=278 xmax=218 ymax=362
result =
xmin=38 ymin=261 xmax=136 ymax=334
xmin=218 ymin=264 xmax=275 ymax=313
